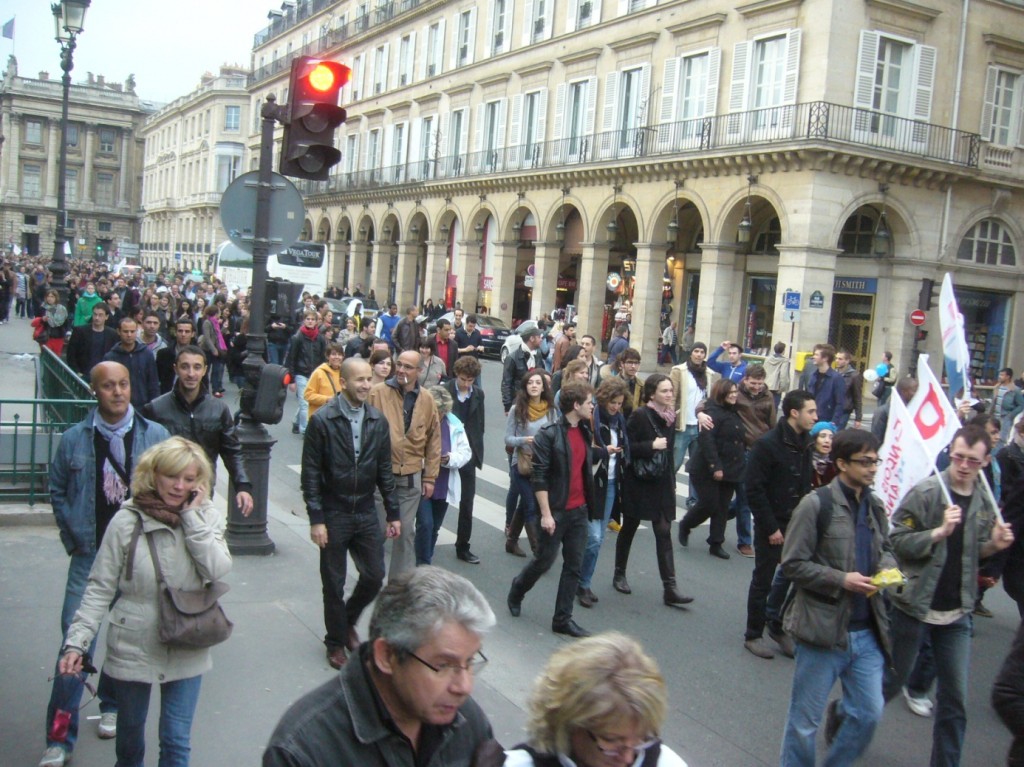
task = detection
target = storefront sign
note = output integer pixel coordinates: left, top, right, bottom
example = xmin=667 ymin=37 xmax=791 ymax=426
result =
xmin=606 ymin=272 xmax=622 ymax=291
xmin=479 ymin=276 xmax=494 ymax=291
xmin=808 ymin=290 xmax=825 ymax=309
xmin=833 ymin=277 xmax=878 ymax=294
xmin=557 ymin=277 xmax=578 ymax=290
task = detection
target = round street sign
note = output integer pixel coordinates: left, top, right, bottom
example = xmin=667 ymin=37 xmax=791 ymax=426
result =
xmin=220 ymin=171 xmax=304 ymax=255
xmin=910 ymin=309 xmax=927 ymax=326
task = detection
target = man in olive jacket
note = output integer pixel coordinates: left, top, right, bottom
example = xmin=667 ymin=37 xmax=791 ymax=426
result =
xmin=884 ymin=425 xmax=1014 ymax=767
xmin=779 ymin=429 xmax=895 ymax=767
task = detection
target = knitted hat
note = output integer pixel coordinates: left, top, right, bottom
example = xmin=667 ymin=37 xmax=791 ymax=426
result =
xmin=810 ymin=421 xmax=837 ymax=438
xmin=691 ymin=341 xmax=708 ymax=353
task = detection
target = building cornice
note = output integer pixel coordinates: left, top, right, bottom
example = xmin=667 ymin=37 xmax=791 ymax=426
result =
xmin=864 ymin=0 xmax=942 ymax=23
xmin=736 ymin=0 xmax=804 ymax=20
xmin=665 ymin=13 xmax=728 ymax=38
xmin=556 ymin=48 xmax=603 ymax=67
xmin=607 ymin=33 xmax=660 ymax=53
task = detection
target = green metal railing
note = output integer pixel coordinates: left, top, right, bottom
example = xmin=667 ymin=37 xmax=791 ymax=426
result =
xmin=38 ymin=347 xmax=94 ymax=424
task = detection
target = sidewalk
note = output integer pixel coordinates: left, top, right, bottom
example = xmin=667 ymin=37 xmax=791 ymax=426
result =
xmin=0 ymin=318 xmax=529 ymax=766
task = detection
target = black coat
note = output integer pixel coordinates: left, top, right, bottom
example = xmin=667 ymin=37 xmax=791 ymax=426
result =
xmin=993 ymin=621 xmax=1024 ymax=765
xmin=445 ymin=379 xmax=484 ymax=469
xmin=531 ymin=416 xmax=599 ymax=518
xmin=501 ymin=347 xmax=534 ymax=411
xmin=623 ymin=407 xmax=676 ymax=521
xmin=300 ymin=399 xmax=399 ymax=525
xmin=286 ymin=330 xmax=327 ymax=378
xmin=65 ymin=325 xmax=118 ymax=377
xmin=745 ymin=419 xmax=813 ymax=535
xmin=691 ymin=401 xmax=746 ymax=482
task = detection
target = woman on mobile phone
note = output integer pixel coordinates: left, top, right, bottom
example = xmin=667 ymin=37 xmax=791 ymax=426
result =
xmin=58 ymin=436 xmax=231 ymax=767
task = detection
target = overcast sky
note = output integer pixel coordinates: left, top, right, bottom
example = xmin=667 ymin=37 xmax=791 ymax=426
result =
xmin=0 ymin=1 xmax=273 ymax=104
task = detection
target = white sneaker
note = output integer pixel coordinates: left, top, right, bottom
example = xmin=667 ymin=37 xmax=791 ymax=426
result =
xmin=39 ymin=746 xmax=69 ymax=767
xmin=902 ymin=687 xmax=933 ymax=717
xmin=97 ymin=711 xmax=117 ymax=739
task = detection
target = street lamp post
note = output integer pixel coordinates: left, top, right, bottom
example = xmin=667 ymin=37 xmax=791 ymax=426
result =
xmin=49 ymin=0 xmax=90 ymax=306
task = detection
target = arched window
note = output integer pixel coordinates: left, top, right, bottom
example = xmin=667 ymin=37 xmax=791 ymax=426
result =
xmin=753 ymin=217 xmax=781 ymax=255
xmin=840 ymin=213 xmax=879 ymax=256
xmin=957 ymin=219 xmax=1016 ymax=266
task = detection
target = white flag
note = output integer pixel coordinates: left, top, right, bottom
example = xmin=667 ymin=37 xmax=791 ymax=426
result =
xmin=939 ymin=273 xmax=972 ymax=399
xmin=907 ymin=354 xmax=962 ymax=463
xmin=876 ymin=390 xmax=935 ymax=517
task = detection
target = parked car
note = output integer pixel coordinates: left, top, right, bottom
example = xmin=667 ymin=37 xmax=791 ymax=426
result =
xmin=324 ymin=296 xmax=381 ymax=328
xmin=427 ymin=311 xmax=511 ymax=359
xmin=500 ymin=320 xmax=540 ymax=363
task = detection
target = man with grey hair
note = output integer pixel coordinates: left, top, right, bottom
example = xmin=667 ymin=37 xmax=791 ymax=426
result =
xmin=263 ymin=566 xmax=497 ymax=767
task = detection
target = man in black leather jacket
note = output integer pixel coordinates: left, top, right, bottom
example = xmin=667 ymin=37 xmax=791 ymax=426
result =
xmin=501 ymin=326 xmax=542 ymax=413
xmin=142 ymin=344 xmax=254 ymax=516
xmin=301 ymin=358 xmax=401 ymax=669
xmin=507 ymin=381 xmax=599 ymax=638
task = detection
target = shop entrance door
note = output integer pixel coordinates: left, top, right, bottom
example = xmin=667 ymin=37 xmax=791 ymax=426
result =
xmin=829 ymin=294 xmax=874 ymax=370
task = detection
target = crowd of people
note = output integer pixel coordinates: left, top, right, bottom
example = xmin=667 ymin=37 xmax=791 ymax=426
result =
xmin=24 ymin=253 xmax=1024 ymax=767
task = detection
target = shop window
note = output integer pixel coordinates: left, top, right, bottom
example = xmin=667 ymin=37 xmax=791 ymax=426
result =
xmin=957 ymin=218 xmax=1016 ymax=267
xmin=840 ymin=213 xmax=878 ymax=256
xmin=752 ymin=216 xmax=781 ymax=255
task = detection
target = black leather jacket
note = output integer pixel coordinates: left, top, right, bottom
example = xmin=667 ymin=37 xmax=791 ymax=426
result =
xmin=300 ymin=398 xmax=399 ymax=525
xmin=501 ymin=347 xmax=534 ymax=411
xmin=286 ymin=330 xmax=326 ymax=379
xmin=745 ymin=418 xmax=812 ymax=534
xmin=142 ymin=388 xmax=251 ymax=491
xmin=531 ymin=416 xmax=599 ymax=517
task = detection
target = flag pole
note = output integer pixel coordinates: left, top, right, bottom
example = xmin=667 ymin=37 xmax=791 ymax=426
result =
xmin=978 ymin=469 xmax=1006 ymax=525
xmin=930 ymin=464 xmax=954 ymax=507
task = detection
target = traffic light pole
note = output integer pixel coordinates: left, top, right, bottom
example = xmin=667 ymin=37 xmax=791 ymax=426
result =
xmin=225 ymin=96 xmax=284 ymax=555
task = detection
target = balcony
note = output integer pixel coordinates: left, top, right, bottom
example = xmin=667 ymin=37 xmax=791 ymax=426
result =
xmin=305 ymin=102 xmax=979 ymax=198
xmin=979 ymin=143 xmax=1024 ymax=177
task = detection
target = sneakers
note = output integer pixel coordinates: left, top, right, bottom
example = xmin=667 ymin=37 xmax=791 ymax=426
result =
xmin=743 ymin=638 xmax=775 ymax=659
xmin=97 ymin=711 xmax=117 ymax=739
xmin=902 ymin=687 xmax=934 ymax=717
xmin=38 ymin=746 xmax=69 ymax=767
xmin=973 ymin=602 xmax=994 ymax=618
xmin=607 ymin=520 xmax=622 ymax=533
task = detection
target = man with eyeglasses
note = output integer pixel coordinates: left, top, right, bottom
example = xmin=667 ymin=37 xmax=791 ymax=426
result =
xmin=779 ymin=429 xmax=896 ymax=766
xmin=882 ymin=425 xmax=1015 ymax=767
xmin=264 ymin=567 xmax=497 ymax=767
xmin=369 ymin=350 xmax=441 ymax=582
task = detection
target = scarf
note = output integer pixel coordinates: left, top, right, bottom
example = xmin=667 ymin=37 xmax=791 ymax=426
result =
xmin=94 ymin=405 xmax=134 ymax=506
xmin=687 ymin=359 xmax=708 ymax=392
xmin=527 ymin=399 xmax=550 ymax=423
xmin=132 ymin=490 xmax=183 ymax=528
xmin=812 ymin=450 xmax=833 ymax=479
xmin=300 ymin=325 xmax=320 ymax=341
xmin=647 ymin=401 xmax=676 ymax=428
xmin=214 ymin=318 xmax=228 ymax=352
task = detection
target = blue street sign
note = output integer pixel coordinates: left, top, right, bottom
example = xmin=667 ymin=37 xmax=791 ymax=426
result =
xmin=783 ymin=291 xmax=801 ymax=310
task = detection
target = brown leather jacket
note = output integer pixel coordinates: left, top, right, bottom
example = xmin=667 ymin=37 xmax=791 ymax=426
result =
xmin=368 ymin=379 xmax=441 ymax=481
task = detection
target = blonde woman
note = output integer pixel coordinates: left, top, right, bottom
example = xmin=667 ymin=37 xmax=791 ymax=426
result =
xmin=58 ymin=437 xmax=231 ymax=767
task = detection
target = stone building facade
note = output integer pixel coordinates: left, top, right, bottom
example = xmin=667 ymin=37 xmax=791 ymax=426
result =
xmin=0 ymin=57 xmax=151 ymax=264
xmin=140 ymin=66 xmax=252 ymax=273
xmin=240 ymin=0 xmax=1024 ymax=379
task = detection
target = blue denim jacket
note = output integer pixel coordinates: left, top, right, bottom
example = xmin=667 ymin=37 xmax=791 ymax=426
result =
xmin=49 ymin=411 xmax=170 ymax=556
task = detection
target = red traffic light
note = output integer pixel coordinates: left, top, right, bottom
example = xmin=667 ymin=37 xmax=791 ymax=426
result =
xmin=281 ymin=56 xmax=349 ymax=181
xmin=305 ymin=61 xmax=350 ymax=93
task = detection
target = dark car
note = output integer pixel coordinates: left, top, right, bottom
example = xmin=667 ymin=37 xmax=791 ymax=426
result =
xmin=427 ymin=311 xmax=510 ymax=359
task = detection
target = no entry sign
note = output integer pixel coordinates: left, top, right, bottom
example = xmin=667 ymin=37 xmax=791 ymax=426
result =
xmin=910 ymin=309 xmax=927 ymax=326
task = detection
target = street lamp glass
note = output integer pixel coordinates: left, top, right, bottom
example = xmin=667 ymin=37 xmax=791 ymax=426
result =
xmin=61 ymin=0 xmax=90 ymax=34
xmin=52 ymin=4 xmax=71 ymax=43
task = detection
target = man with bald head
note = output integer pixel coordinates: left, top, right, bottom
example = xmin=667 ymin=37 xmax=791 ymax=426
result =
xmin=369 ymin=350 xmax=441 ymax=582
xmin=302 ymin=358 xmax=401 ymax=669
xmin=40 ymin=362 xmax=170 ymax=767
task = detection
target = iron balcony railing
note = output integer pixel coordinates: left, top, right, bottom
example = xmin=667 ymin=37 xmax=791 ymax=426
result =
xmin=301 ymin=102 xmax=979 ymax=197
xmin=0 ymin=398 xmax=93 ymax=505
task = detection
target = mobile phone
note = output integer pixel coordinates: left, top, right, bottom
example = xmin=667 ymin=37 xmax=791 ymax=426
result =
xmin=187 ymin=490 xmax=198 ymax=504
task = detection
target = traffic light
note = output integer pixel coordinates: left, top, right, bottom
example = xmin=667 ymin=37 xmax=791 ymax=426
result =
xmin=252 ymin=363 xmax=291 ymax=424
xmin=918 ymin=278 xmax=938 ymax=311
xmin=280 ymin=56 xmax=349 ymax=181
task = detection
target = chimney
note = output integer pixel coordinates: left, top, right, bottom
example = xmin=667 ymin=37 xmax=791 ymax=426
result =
xmin=97 ymin=74 xmax=105 ymax=86
xmin=38 ymin=71 xmax=49 ymax=80
xmin=87 ymin=72 xmax=94 ymax=84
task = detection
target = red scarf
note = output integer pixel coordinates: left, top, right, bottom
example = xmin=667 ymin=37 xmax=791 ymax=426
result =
xmin=300 ymin=325 xmax=320 ymax=341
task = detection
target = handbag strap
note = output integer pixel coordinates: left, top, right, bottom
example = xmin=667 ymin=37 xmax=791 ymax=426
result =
xmin=143 ymin=527 xmax=167 ymax=586
xmin=126 ymin=514 xmax=143 ymax=581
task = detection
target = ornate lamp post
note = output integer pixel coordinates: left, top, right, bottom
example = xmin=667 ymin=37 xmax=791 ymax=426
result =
xmin=49 ymin=0 xmax=91 ymax=305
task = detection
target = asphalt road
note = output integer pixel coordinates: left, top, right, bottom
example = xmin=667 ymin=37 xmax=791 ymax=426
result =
xmin=249 ymin=356 xmax=1017 ymax=767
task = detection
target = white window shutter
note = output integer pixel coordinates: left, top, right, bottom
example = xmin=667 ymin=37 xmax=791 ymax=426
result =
xmin=585 ymin=75 xmax=598 ymax=136
xmin=451 ymin=13 xmax=460 ymax=70
xmin=383 ymin=43 xmax=391 ymax=91
xmin=486 ymin=4 xmax=495 ymax=56
xmin=537 ymin=88 xmax=548 ymax=142
xmin=523 ymin=0 xmax=535 ymax=46
xmin=382 ymin=126 xmax=393 ymax=172
xmin=467 ymin=9 xmax=477 ymax=64
xmin=367 ymin=54 xmax=376 ymax=99
xmin=591 ymin=0 xmax=602 ymax=24
xmin=510 ymin=94 xmax=524 ymax=148
xmin=542 ymin=1 xmax=553 ymax=41
xmin=980 ymin=66 xmax=998 ymax=141
xmin=1017 ymin=77 xmax=1024 ymax=147
xmin=705 ymin=48 xmax=721 ymax=118
xmin=568 ymin=0 xmax=579 ymax=30
xmin=854 ymin=30 xmax=879 ymax=111
xmin=658 ymin=57 xmax=680 ymax=151
xmin=602 ymin=72 xmax=620 ymax=133
xmin=912 ymin=44 xmax=936 ymax=122
xmin=618 ymin=0 xmax=628 ymax=18
xmin=551 ymin=83 xmax=567 ymax=161
xmin=496 ymin=98 xmax=508 ymax=150
xmin=407 ymin=31 xmax=416 ymax=83
xmin=458 ymin=111 xmax=469 ymax=155
xmin=639 ymin=62 xmax=652 ymax=124
xmin=419 ymin=26 xmax=429 ymax=80
xmin=727 ymin=40 xmax=750 ymax=136
xmin=782 ymin=30 xmax=801 ymax=105
xmin=438 ymin=18 xmax=446 ymax=74
xmin=503 ymin=3 xmax=514 ymax=48
xmin=439 ymin=111 xmax=451 ymax=156
xmin=409 ymin=118 xmax=422 ymax=177
xmin=471 ymin=104 xmax=485 ymax=172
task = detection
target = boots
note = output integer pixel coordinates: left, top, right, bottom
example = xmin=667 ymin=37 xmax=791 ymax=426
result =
xmin=524 ymin=520 xmax=541 ymax=557
xmin=657 ymin=532 xmax=694 ymax=607
xmin=612 ymin=568 xmax=632 ymax=594
xmin=505 ymin=512 xmax=527 ymax=557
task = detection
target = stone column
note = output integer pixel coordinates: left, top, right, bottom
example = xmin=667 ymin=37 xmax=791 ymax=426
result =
xmin=631 ymin=242 xmax=667 ymax=366
xmin=44 ymin=120 xmax=60 ymax=206
xmin=487 ymin=242 xmax=518 ymax=324
xmin=1 ymin=112 xmax=18 ymax=198
xmin=693 ymin=243 xmax=740 ymax=347
xmin=575 ymin=241 xmax=610 ymax=340
xmin=118 ymin=132 xmax=131 ymax=207
xmin=423 ymin=239 xmax=448 ymax=303
xmin=82 ymin=128 xmax=95 ymax=203
xmin=774 ymin=245 xmax=840 ymax=354
xmin=348 ymin=241 xmax=369 ymax=294
xmin=454 ymin=239 xmax=482 ymax=314
xmin=531 ymin=241 xmax=560 ymax=320
xmin=331 ymin=241 xmax=349 ymax=289
xmin=394 ymin=240 xmax=420 ymax=309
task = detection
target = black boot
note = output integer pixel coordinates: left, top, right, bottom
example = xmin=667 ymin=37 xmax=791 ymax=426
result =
xmin=524 ymin=521 xmax=541 ymax=557
xmin=505 ymin=511 xmax=527 ymax=557
xmin=657 ymin=532 xmax=694 ymax=607
xmin=613 ymin=568 xmax=632 ymax=594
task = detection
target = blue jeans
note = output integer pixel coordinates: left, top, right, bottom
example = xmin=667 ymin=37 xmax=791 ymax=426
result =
xmin=267 ymin=341 xmax=288 ymax=366
xmin=580 ymin=475 xmax=616 ymax=590
xmin=729 ymin=452 xmax=753 ymax=546
xmin=416 ymin=496 xmax=449 ymax=565
xmin=780 ymin=629 xmax=886 ymax=767
xmin=674 ymin=426 xmax=699 ymax=474
xmin=292 ymin=374 xmax=310 ymax=433
xmin=46 ymin=553 xmax=117 ymax=752
xmin=510 ymin=465 xmax=538 ymax=524
xmin=884 ymin=610 xmax=972 ymax=767
xmin=209 ymin=357 xmax=225 ymax=393
xmin=113 ymin=674 xmax=202 ymax=767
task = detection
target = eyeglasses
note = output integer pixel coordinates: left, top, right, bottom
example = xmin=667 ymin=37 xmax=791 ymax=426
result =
xmin=584 ymin=729 xmax=660 ymax=757
xmin=949 ymin=453 xmax=984 ymax=468
xmin=408 ymin=649 xmax=488 ymax=677
xmin=846 ymin=457 xmax=882 ymax=467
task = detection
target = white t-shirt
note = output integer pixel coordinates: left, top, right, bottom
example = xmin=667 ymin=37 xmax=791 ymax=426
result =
xmin=685 ymin=370 xmax=705 ymax=426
